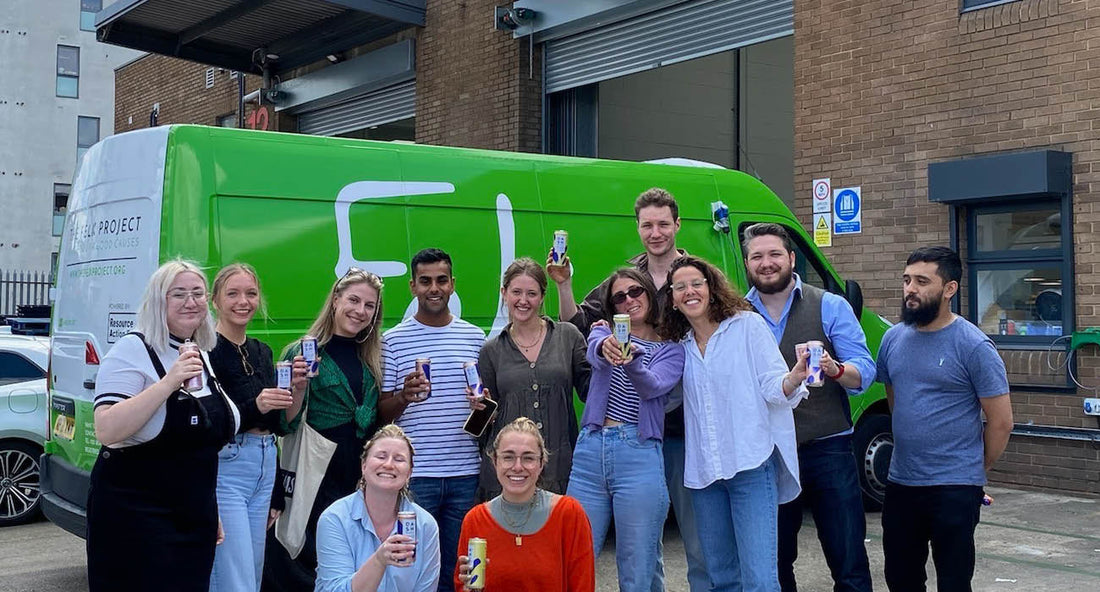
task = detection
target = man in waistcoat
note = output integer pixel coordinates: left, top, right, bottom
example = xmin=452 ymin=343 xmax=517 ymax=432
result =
xmin=742 ymin=223 xmax=875 ymax=592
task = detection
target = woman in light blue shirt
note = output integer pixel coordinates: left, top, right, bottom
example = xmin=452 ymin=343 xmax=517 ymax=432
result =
xmin=659 ymin=256 xmax=809 ymax=592
xmin=315 ymin=424 xmax=440 ymax=592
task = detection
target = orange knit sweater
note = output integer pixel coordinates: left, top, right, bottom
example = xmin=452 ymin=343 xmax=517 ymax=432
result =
xmin=454 ymin=495 xmax=595 ymax=592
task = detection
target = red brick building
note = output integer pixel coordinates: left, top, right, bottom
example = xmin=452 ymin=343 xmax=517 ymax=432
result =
xmin=106 ymin=0 xmax=1098 ymax=496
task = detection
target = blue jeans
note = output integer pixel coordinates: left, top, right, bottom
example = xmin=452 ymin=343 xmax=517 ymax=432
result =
xmin=663 ymin=434 xmax=710 ymax=592
xmin=778 ymin=435 xmax=872 ymax=592
xmin=567 ymin=424 xmax=669 ymax=592
xmin=210 ymin=433 xmax=278 ymax=592
xmin=691 ymin=448 xmax=781 ymax=592
xmin=410 ymin=474 xmax=478 ymax=592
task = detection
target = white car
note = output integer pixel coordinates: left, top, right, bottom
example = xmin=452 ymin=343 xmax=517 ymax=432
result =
xmin=0 ymin=327 xmax=49 ymax=526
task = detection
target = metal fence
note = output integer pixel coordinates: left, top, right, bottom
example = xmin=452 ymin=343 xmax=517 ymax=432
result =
xmin=0 ymin=269 xmax=51 ymax=317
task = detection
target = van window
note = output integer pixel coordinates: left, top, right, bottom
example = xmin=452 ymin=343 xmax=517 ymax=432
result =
xmin=738 ymin=222 xmax=834 ymax=293
xmin=0 ymin=352 xmax=45 ymax=386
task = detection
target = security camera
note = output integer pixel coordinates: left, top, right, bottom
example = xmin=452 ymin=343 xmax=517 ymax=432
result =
xmin=495 ymin=7 xmax=536 ymax=31
xmin=263 ymin=89 xmax=284 ymax=103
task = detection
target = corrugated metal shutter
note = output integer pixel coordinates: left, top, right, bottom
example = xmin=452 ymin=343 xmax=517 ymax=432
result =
xmin=545 ymin=0 xmax=792 ymax=93
xmin=297 ymin=79 xmax=416 ymax=137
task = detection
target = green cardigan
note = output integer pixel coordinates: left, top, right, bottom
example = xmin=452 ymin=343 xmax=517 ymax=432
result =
xmin=281 ymin=343 xmax=378 ymax=439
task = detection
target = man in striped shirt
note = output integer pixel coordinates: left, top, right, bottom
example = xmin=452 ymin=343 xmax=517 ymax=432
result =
xmin=379 ymin=248 xmax=486 ymax=592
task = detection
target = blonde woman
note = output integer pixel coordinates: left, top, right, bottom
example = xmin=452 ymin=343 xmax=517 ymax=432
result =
xmin=315 ymin=424 xmax=441 ymax=592
xmin=87 ymin=259 xmax=240 ymax=591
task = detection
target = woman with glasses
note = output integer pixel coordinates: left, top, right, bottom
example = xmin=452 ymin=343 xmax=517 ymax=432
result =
xmin=267 ymin=267 xmax=387 ymax=591
xmin=207 ymin=263 xmax=307 ymax=591
xmin=660 ymin=256 xmax=809 ymax=592
xmin=472 ymin=257 xmax=590 ymax=499
xmin=565 ymin=268 xmax=685 ymax=592
xmin=455 ymin=417 xmax=594 ymax=592
xmin=87 ymin=259 xmax=240 ymax=592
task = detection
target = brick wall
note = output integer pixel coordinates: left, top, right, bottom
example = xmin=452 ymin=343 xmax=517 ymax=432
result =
xmin=795 ymin=0 xmax=1100 ymax=494
xmin=416 ymin=0 xmax=542 ymax=152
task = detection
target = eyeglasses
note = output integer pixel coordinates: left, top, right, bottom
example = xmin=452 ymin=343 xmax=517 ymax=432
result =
xmin=495 ymin=453 xmax=541 ymax=468
xmin=167 ymin=289 xmax=207 ymax=303
xmin=610 ymin=285 xmax=646 ymax=305
xmin=671 ymin=278 xmax=707 ymax=293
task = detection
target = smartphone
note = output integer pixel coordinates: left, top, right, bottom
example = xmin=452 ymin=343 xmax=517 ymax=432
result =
xmin=462 ymin=398 xmax=499 ymax=438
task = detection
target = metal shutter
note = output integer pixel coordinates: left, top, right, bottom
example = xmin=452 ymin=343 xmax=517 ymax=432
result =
xmin=544 ymin=0 xmax=792 ymax=93
xmin=297 ymin=79 xmax=416 ymax=137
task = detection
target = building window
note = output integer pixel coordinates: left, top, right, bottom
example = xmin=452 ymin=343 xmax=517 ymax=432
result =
xmin=961 ymin=0 xmax=1020 ymax=12
xmin=216 ymin=113 xmax=238 ymax=128
xmin=80 ymin=0 xmax=102 ymax=32
xmin=966 ymin=200 xmax=1071 ymax=344
xmin=77 ymin=116 xmax=100 ymax=166
xmin=53 ymin=184 xmax=71 ymax=237
xmin=57 ymin=45 xmax=80 ymax=97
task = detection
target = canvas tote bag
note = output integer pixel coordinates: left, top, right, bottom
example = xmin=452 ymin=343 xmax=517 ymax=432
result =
xmin=274 ymin=394 xmax=337 ymax=559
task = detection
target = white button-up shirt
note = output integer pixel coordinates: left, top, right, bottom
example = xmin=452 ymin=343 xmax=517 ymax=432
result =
xmin=681 ymin=312 xmax=806 ymax=504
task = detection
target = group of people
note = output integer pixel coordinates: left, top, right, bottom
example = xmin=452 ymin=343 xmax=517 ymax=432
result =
xmin=85 ymin=187 xmax=1013 ymax=592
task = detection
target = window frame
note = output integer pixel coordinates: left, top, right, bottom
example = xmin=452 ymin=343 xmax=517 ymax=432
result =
xmin=80 ymin=0 xmax=102 ymax=32
xmin=77 ymin=116 xmax=100 ymax=166
xmin=53 ymin=183 xmax=71 ymax=237
xmin=961 ymin=0 xmax=1020 ymax=12
xmin=56 ymin=45 xmax=80 ymax=98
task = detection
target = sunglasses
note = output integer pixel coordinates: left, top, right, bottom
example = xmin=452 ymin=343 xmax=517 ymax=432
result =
xmin=611 ymin=285 xmax=646 ymax=305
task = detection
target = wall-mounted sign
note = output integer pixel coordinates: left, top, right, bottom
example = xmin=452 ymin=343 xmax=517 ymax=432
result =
xmin=833 ymin=187 xmax=862 ymax=234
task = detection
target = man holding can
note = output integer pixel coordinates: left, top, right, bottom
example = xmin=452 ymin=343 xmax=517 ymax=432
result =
xmin=741 ymin=222 xmax=875 ymax=592
xmin=548 ymin=187 xmax=707 ymax=592
xmin=876 ymin=246 xmax=1012 ymax=592
xmin=379 ymin=248 xmax=487 ymax=592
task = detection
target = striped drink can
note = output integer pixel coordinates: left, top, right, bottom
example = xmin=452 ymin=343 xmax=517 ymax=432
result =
xmin=466 ymin=537 xmax=487 ymax=589
xmin=463 ymin=361 xmax=483 ymax=399
xmin=397 ymin=511 xmax=417 ymax=561
xmin=276 ymin=361 xmax=292 ymax=390
xmin=551 ymin=230 xmax=568 ymax=264
xmin=301 ymin=335 xmax=319 ymax=377
xmin=179 ymin=340 xmax=203 ymax=392
xmin=613 ymin=313 xmax=631 ymax=357
xmin=415 ymin=358 xmax=432 ymax=400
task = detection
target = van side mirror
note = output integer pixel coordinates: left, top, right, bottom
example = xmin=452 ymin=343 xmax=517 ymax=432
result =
xmin=845 ymin=279 xmax=864 ymax=320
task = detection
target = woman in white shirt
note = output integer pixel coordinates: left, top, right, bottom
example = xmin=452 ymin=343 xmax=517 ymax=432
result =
xmin=659 ymin=256 xmax=809 ymax=592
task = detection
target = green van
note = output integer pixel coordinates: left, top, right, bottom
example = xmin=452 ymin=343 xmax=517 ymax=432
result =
xmin=42 ymin=125 xmax=893 ymax=537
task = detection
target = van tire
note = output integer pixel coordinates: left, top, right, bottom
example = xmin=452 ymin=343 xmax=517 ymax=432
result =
xmin=0 ymin=440 xmax=43 ymax=526
xmin=852 ymin=413 xmax=892 ymax=512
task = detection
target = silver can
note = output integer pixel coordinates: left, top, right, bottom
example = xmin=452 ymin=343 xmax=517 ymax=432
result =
xmin=612 ymin=313 xmax=631 ymax=357
xmin=179 ymin=340 xmax=203 ymax=392
xmin=397 ymin=510 xmax=417 ymax=562
xmin=276 ymin=360 xmax=292 ymax=390
xmin=806 ymin=340 xmax=825 ymax=387
xmin=551 ymin=230 xmax=568 ymax=264
xmin=463 ymin=361 xmax=483 ymax=399
xmin=301 ymin=335 xmax=319 ymax=377
xmin=415 ymin=358 xmax=431 ymax=400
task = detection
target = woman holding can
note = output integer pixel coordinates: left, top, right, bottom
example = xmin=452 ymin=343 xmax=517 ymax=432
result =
xmin=86 ymin=259 xmax=240 ymax=592
xmin=455 ymin=417 xmax=595 ymax=592
xmin=267 ymin=268 xmax=387 ymax=589
xmin=207 ymin=263 xmax=307 ymax=592
xmin=565 ymin=267 xmax=684 ymax=592
xmin=315 ymin=423 xmax=441 ymax=592
xmin=472 ymin=257 xmax=590 ymax=499
xmin=659 ymin=256 xmax=809 ymax=592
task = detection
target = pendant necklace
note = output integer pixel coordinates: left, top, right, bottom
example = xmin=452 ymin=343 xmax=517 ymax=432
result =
xmin=496 ymin=489 xmax=545 ymax=546
xmin=510 ymin=320 xmax=545 ymax=353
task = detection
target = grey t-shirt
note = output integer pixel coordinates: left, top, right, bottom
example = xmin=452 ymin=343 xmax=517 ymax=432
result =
xmin=876 ymin=316 xmax=1009 ymax=486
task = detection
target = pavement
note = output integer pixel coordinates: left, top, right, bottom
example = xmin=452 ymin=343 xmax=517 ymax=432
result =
xmin=1 ymin=486 xmax=1097 ymax=591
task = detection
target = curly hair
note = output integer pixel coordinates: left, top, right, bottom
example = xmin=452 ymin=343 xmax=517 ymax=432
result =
xmin=658 ymin=256 xmax=753 ymax=341
xmin=600 ymin=267 xmax=660 ymax=328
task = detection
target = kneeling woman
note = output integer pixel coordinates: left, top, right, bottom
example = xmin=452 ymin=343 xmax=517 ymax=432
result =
xmin=455 ymin=418 xmax=594 ymax=592
xmin=315 ymin=424 xmax=441 ymax=592
xmin=87 ymin=260 xmax=240 ymax=591
xmin=565 ymin=268 xmax=684 ymax=592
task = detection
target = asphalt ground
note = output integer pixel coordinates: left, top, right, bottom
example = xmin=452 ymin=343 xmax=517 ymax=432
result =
xmin=1 ymin=486 xmax=1097 ymax=591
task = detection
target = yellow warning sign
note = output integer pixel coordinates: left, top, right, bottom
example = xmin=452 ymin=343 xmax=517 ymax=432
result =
xmin=813 ymin=213 xmax=832 ymax=247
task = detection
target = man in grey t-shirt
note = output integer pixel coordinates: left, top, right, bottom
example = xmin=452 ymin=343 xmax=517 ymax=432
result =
xmin=876 ymin=246 xmax=1013 ymax=592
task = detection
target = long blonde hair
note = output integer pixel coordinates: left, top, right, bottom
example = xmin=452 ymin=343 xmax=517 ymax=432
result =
xmin=137 ymin=259 xmax=216 ymax=354
xmin=293 ymin=269 xmax=384 ymax=382
xmin=358 ymin=424 xmax=416 ymax=503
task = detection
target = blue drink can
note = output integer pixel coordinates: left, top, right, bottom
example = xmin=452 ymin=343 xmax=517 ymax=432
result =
xmin=397 ymin=511 xmax=417 ymax=562
xmin=302 ymin=335 xmax=319 ymax=377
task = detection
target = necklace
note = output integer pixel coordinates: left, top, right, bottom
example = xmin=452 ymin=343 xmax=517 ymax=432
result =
xmin=509 ymin=320 xmax=545 ymax=352
xmin=495 ymin=489 xmax=546 ymax=546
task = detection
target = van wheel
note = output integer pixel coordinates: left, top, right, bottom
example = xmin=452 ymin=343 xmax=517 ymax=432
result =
xmin=0 ymin=441 xmax=42 ymax=526
xmin=852 ymin=414 xmax=892 ymax=512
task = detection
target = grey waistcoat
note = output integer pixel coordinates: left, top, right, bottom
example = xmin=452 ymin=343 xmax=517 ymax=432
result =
xmin=774 ymin=283 xmax=852 ymax=445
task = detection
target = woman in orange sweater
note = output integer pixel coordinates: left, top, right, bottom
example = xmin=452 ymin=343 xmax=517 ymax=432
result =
xmin=454 ymin=417 xmax=594 ymax=592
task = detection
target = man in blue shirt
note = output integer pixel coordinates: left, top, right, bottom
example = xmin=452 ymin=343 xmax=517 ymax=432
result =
xmin=876 ymin=246 xmax=1012 ymax=592
xmin=743 ymin=223 xmax=875 ymax=592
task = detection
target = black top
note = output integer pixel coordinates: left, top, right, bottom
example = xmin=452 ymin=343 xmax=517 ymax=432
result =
xmin=209 ymin=333 xmax=283 ymax=434
xmin=323 ymin=334 xmax=364 ymax=404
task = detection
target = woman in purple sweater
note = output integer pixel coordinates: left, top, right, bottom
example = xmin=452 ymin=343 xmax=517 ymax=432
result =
xmin=565 ymin=268 xmax=685 ymax=592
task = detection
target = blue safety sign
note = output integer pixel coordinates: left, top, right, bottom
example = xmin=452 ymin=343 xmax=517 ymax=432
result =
xmin=833 ymin=187 xmax=862 ymax=234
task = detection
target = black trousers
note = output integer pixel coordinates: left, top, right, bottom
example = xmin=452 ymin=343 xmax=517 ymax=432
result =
xmin=882 ymin=481 xmax=983 ymax=592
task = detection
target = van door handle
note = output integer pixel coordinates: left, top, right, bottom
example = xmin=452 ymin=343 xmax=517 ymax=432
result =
xmin=83 ymin=379 xmax=95 ymax=389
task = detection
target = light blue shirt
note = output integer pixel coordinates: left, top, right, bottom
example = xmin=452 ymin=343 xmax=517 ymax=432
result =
xmin=315 ymin=493 xmax=441 ymax=592
xmin=745 ymin=274 xmax=876 ymax=396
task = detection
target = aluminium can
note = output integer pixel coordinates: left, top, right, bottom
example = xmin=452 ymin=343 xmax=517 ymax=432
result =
xmin=397 ymin=510 xmax=417 ymax=561
xmin=276 ymin=360 xmax=292 ymax=390
xmin=179 ymin=340 xmax=203 ymax=392
xmin=551 ymin=230 xmax=568 ymax=264
xmin=415 ymin=358 xmax=432 ymax=400
xmin=466 ymin=537 xmax=487 ymax=589
xmin=463 ymin=361 xmax=483 ymax=399
xmin=612 ymin=313 xmax=631 ymax=357
xmin=301 ymin=335 xmax=319 ymax=377
xmin=806 ymin=340 xmax=825 ymax=387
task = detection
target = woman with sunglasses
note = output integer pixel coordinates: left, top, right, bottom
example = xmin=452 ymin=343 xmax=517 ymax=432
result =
xmin=565 ymin=268 xmax=685 ymax=592
xmin=207 ymin=263 xmax=307 ymax=591
xmin=87 ymin=259 xmax=239 ymax=591
xmin=472 ymin=257 xmax=590 ymax=499
xmin=266 ymin=268 xmax=387 ymax=591
xmin=660 ymin=256 xmax=808 ymax=592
